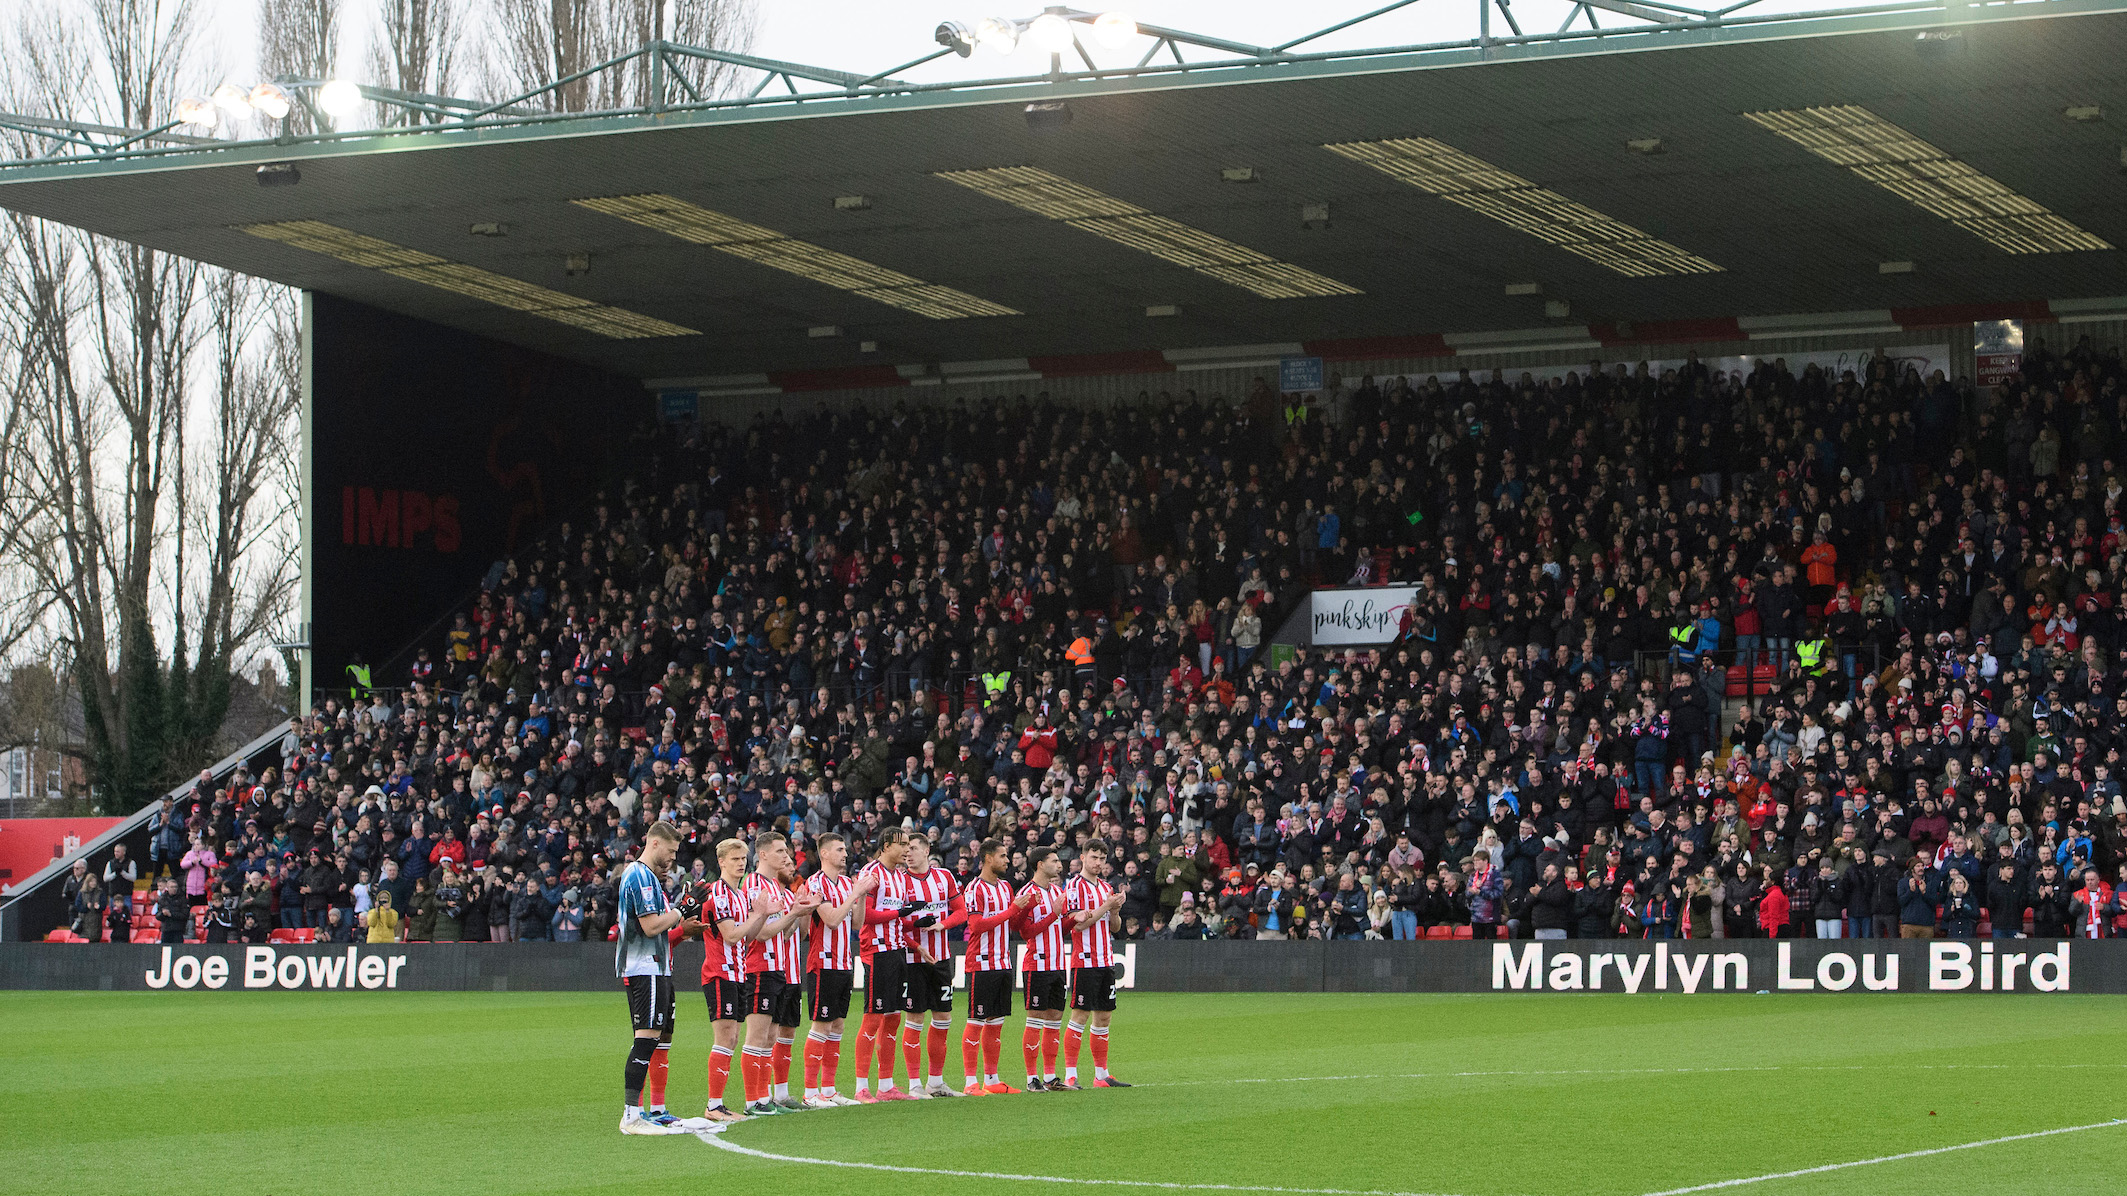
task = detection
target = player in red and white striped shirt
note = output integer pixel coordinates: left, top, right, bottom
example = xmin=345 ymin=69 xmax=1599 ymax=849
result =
xmin=1060 ymin=839 xmax=1129 ymax=1089
xmin=1012 ymin=846 xmax=1071 ymax=1090
xmin=853 ymin=827 xmax=915 ymax=1101
xmin=898 ymin=835 xmax=966 ymax=1098
xmin=739 ymin=832 xmax=818 ymax=1116
xmin=690 ymin=838 xmax=769 ymax=1122
xmin=948 ymin=837 xmax=1034 ymax=1094
xmin=800 ymin=832 xmax=875 ymax=1109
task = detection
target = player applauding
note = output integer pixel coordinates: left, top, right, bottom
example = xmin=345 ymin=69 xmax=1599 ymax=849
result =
xmin=1061 ymin=839 xmax=1129 ymax=1089
xmin=801 ymin=833 xmax=875 ymax=1109
xmin=1013 ymin=847 xmax=1071 ymax=1091
xmin=952 ymin=838 xmax=1034 ymax=1094
xmin=853 ymin=828 xmax=914 ymax=1102
xmin=740 ymin=832 xmax=819 ymax=1115
xmin=696 ymin=838 xmax=770 ymax=1124
xmin=899 ymin=835 xmax=964 ymax=1099
xmin=616 ymin=821 xmax=688 ymax=1135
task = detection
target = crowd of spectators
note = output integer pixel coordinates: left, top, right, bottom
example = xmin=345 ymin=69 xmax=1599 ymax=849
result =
xmin=93 ymin=332 xmax=2127 ymax=946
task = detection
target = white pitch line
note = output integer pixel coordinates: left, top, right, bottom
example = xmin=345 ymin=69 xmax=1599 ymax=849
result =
xmin=698 ymin=1128 xmax=1470 ymax=1196
xmin=1636 ymin=1117 xmax=2127 ymax=1195
xmin=1148 ymin=1061 xmax=2126 ymax=1088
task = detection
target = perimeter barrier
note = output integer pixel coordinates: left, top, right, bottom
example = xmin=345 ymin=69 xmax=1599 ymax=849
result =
xmin=5 ymin=940 xmax=2123 ymax=994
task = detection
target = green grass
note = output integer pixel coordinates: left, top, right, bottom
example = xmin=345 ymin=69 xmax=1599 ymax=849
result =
xmin=3 ymin=991 xmax=2123 ymax=1196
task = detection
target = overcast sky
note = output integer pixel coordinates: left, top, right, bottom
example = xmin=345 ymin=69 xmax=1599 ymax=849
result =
xmin=1 ymin=0 xmax=1839 ymax=104
xmin=26 ymin=0 xmax=1836 ymax=93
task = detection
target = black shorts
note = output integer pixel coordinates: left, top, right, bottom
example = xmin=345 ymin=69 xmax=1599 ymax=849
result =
xmin=1071 ymin=966 xmax=1118 ymax=1012
xmin=807 ymin=968 xmax=854 ymax=1023
xmin=703 ymin=977 xmax=743 ymax=1022
xmin=745 ymin=971 xmax=788 ymax=1020
xmin=968 ymin=969 xmax=1014 ymax=1020
xmin=864 ymin=950 xmax=908 ymax=1016
xmin=907 ymin=959 xmax=955 ymax=1014
xmin=625 ymin=973 xmax=674 ymax=1032
xmin=1024 ymin=968 xmax=1068 ymax=1013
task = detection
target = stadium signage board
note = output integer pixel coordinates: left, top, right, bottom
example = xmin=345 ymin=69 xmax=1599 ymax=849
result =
xmin=1489 ymin=941 xmax=2073 ymax=993
xmin=141 ymin=945 xmax=411 ymax=989
xmin=1309 ymin=586 xmax=1418 ymax=645
xmin=1278 ymin=356 xmax=1324 ymax=394
xmin=7 ymin=941 xmax=2123 ymax=993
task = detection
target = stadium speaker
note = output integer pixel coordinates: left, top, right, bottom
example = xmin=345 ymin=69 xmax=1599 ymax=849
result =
xmin=256 ymin=163 xmax=301 ymax=187
xmin=1025 ymin=101 xmax=1073 ymax=132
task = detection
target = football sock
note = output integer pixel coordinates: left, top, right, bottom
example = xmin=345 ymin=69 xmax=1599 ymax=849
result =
xmin=1063 ymin=1022 xmax=1082 ymax=1080
xmin=824 ymin=1031 xmax=843 ymax=1091
xmin=983 ymin=1021 xmax=1004 ymax=1081
xmin=1091 ymin=1025 xmax=1109 ymax=1080
xmin=624 ymin=1035 xmax=656 ymax=1106
xmin=646 ymin=1039 xmax=670 ymax=1110
xmin=804 ymin=1031 xmax=827 ymax=1096
xmin=928 ymin=1017 xmax=951 ymax=1079
xmin=900 ymin=1021 xmax=923 ymax=1084
xmin=854 ymin=1013 xmax=880 ymax=1089
xmin=961 ymin=1022 xmax=982 ymax=1084
xmin=743 ymin=1045 xmax=773 ymax=1103
xmin=878 ymin=1014 xmax=903 ymax=1088
xmin=708 ymin=1044 xmax=734 ymax=1105
xmin=773 ymin=1034 xmax=793 ymax=1099
xmin=1041 ymin=1020 xmax=1061 ymax=1078
xmin=1021 ymin=1022 xmax=1041 ymax=1077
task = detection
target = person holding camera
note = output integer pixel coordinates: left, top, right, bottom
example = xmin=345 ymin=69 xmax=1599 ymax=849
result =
xmin=431 ymin=861 xmax=467 ymax=942
xmin=365 ymin=888 xmax=402 ymax=943
xmin=202 ymin=888 xmax=236 ymax=943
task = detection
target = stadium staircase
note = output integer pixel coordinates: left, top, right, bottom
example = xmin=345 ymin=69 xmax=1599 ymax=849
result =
xmin=0 ymin=721 xmax=289 ymax=943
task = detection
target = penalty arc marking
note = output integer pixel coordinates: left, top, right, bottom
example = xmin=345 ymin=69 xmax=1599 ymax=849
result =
xmin=697 ymin=1128 xmax=1465 ymax=1196
xmin=696 ymin=1111 xmax=2127 ymax=1195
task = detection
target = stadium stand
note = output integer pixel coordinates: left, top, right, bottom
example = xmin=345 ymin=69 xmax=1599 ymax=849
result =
xmin=70 ymin=335 xmax=2127 ymax=945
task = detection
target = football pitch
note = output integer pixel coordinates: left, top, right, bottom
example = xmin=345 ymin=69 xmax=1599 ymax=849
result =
xmin=4 ymin=991 xmax=2122 ymax=1196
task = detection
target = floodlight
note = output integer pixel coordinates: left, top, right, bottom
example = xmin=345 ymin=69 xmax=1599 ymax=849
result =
xmin=174 ymin=97 xmax=218 ymax=129
xmin=1092 ymin=11 xmax=1136 ymax=48
xmin=212 ymin=83 xmax=253 ymax=117
xmin=249 ymin=82 xmax=293 ymax=120
xmin=935 ymin=20 xmax=976 ymax=56
xmin=315 ymin=79 xmax=364 ymax=118
xmin=975 ymin=17 xmax=1018 ymax=53
xmin=1028 ymin=12 xmax=1073 ymax=52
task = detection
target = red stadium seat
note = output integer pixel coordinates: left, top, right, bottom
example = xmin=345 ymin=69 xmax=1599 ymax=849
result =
xmin=130 ymin=929 xmax=161 ymax=944
xmin=1723 ymin=664 xmax=1779 ymax=697
xmin=1425 ymin=925 xmax=1452 ymax=939
xmin=1451 ymin=925 xmax=1473 ymax=939
xmin=44 ymin=929 xmax=85 ymax=942
xmin=267 ymin=927 xmax=316 ymax=943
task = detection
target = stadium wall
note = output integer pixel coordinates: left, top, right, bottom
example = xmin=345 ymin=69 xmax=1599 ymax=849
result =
xmin=308 ymin=295 xmax=646 ymax=688
xmin=6 ymin=940 xmax=2123 ymax=994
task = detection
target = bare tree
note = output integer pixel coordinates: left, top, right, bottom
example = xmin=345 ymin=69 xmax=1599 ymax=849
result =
xmin=369 ymin=0 xmax=467 ymax=124
xmin=488 ymin=0 xmax=757 ymax=113
xmin=257 ymin=0 xmax=339 ymax=133
xmin=0 ymin=1 xmax=301 ymax=810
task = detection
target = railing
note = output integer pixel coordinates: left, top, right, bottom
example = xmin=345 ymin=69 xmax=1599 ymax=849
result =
xmin=0 ymin=0 xmax=2096 ymax=171
xmin=0 ymin=721 xmax=291 ymax=942
xmin=1629 ymin=643 xmax=1889 ymax=696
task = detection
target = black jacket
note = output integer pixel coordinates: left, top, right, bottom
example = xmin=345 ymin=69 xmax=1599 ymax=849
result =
xmin=1530 ymin=879 xmax=1574 ymax=931
xmin=1572 ymin=883 xmax=1615 ymax=938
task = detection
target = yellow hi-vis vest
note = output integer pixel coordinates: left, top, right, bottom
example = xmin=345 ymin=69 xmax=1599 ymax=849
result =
xmin=1797 ymin=638 xmax=1829 ymax=673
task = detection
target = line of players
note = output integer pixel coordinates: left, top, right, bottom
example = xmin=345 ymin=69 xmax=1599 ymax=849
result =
xmin=617 ymin=820 xmax=1128 ymax=1133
